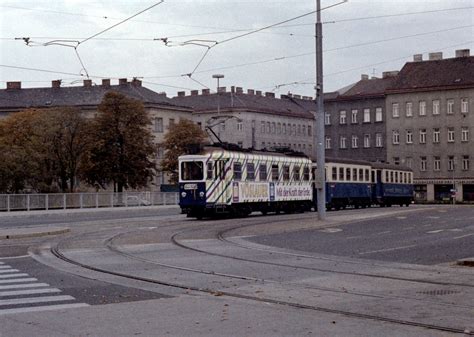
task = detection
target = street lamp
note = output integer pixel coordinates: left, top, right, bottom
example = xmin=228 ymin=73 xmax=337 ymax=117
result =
xmin=212 ymin=74 xmax=224 ymax=115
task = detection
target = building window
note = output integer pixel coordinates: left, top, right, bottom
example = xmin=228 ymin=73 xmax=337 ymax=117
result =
xmin=283 ymin=123 xmax=287 ymax=134
xmin=375 ymin=133 xmax=383 ymax=147
xmin=432 ymin=100 xmax=440 ymax=115
xmin=154 ymin=117 xmax=163 ymax=133
xmin=434 ymin=157 xmax=441 ymax=171
xmin=375 ymin=107 xmax=383 ymax=122
xmin=462 ymin=156 xmax=470 ymax=171
xmin=363 ymin=108 xmax=370 ymax=123
xmin=325 ymin=136 xmax=331 ymax=149
xmin=419 ymin=129 xmax=426 ymax=144
xmin=406 ymin=130 xmax=413 ymax=144
xmin=392 ymin=130 xmax=400 ymax=144
xmin=261 ymin=121 xmax=265 ymax=133
xmin=302 ymin=125 xmax=306 ymax=136
xmin=237 ymin=122 xmax=243 ymax=131
xmin=271 ymin=122 xmax=276 ymax=134
xmin=340 ymin=136 xmax=347 ymax=149
xmin=447 ymin=128 xmax=455 ymax=143
xmin=325 ymin=112 xmax=331 ymax=125
xmin=308 ymin=125 xmax=312 ymax=136
xmin=433 ymin=128 xmax=440 ymax=143
xmin=406 ymin=157 xmax=413 ymax=168
xmin=168 ymin=118 xmax=175 ymax=129
xmin=392 ymin=103 xmax=399 ymax=118
xmin=292 ymin=124 xmax=296 ymax=135
xmin=261 ymin=142 xmax=265 ymax=149
xmin=393 ymin=157 xmax=400 ymax=165
xmin=351 ymin=135 xmax=358 ymax=148
xmin=351 ymin=109 xmax=358 ymax=124
xmin=406 ymin=102 xmax=413 ymax=117
xmin=420 ymin=157 xmax=427 ymax=171
xmin=266 ymin=122 xmax=270 ymax=133
xmin=462 ymin=127 xmax=469 ymax=142
xmin=339 ymin=110 xmax=347 ymax=124
xmin=419 ymin=101 xmax=426 ymax=116
xmin=448 ymin=156 xmax=455 ymax=171
xmin=447 ymin=99 xmax=454 ymax=114
xmin=277 ymin=123 xmax=281 ymax=134
xmin=461 ymin=98 xmax=469 ymax=113
xmin=364 ymin=134 xmax=370 ymax=148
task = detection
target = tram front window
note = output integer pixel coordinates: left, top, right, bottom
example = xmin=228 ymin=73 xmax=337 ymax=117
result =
xmin=181 ymin=161 xmax=204 ymax=181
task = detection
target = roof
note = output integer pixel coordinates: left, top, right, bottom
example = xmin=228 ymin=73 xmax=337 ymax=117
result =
xmin=387 ymin=56 xmax=474 ymax=93
xmin=327 ymin=76 xmax=397 ymax=101
xmin=172 ymin=92 xmax=315 ymax=119
xmin=0 ymin=83 xmax=189 ymax=111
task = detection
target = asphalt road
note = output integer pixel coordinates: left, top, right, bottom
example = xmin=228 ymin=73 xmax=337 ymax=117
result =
xmin=249 ymin=205 xmax=474 ymax=265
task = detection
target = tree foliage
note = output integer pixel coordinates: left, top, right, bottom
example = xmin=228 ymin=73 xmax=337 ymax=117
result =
xmin=81 ymin=91 xmax=156 ymax=192
xmin=161 ymin=118 xmax=208 ymax=183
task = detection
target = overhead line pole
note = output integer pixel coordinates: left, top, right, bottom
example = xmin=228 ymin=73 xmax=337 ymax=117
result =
xmin=315 ymin=0 xmax=326 ymax=220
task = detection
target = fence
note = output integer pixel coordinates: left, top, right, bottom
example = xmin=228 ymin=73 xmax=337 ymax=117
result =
xmin=0 ymin=192 xmax=179 ymax=212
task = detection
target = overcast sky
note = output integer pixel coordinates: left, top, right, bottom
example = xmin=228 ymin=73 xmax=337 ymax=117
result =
xmin=0 ymin=0 xmax=473 ymax=97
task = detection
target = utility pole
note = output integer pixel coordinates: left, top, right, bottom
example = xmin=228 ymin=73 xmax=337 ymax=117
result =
xmin=315 ymin=0 xmax=326 ymax=220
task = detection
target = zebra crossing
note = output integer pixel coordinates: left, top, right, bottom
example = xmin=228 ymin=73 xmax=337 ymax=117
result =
xmin=0 ymin=260 xmax=88 ymax=315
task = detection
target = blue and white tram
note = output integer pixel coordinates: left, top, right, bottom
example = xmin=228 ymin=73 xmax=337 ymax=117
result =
xmin=371 ymin=162 xmax=414 ymax=207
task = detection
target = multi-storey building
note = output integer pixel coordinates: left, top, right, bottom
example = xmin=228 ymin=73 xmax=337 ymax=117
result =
xmin=171 ymin=86 xmax=316 ymax=158
xmin=386 ymin=50 xmax=474 ymax=202
xmin=323 ymin=73 xmax=398 ymax=162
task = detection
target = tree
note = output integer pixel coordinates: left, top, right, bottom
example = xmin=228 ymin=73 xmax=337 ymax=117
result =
xmin=81 ymin=91 xmax=156 ymax=192
xmin=161 ymin=118 xmax=208 ymax=183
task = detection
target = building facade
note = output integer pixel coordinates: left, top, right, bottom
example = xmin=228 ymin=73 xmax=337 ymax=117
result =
xmin=385 ymin=50 xmax=474 ymax=202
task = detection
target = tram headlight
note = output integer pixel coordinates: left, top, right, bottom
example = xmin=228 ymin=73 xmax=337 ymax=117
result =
xmin=199 ymin=191 xmax=205 ymax=198
xmin=181 ymin=192 xmax=187 ymax=198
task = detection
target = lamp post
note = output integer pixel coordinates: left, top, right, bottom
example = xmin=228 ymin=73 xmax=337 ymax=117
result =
xmin=212 ymin=74 xmax=224 ymax=115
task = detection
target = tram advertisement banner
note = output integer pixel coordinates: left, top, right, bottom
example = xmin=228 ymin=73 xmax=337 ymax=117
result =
xmin=233 ymin=182 xmax=312 ymax=203
xmin=235 ymin=182 xmax=270 ymax=202
xmin=275 ymin=184 xmax=312 ymax=201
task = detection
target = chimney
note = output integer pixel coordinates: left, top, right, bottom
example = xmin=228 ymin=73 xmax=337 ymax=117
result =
xmin=256 ymin=90 xmax=262 ymax=96
xmin=6 ymin=81 xmax=21 ymax=90
xmin=247 ymin=89 xmax=255 ymax=95
xmin=83 ymin=79 xmax=92 ymax=87
xmin=102 ymin=79 xmax=111 ymax=87
xmin=413 ymin=54 xmax=423 ymax=62
xmin=287 ymin=93 xmax=293 ymax=98
xmin=131 ymin=78 xmax=142 ymax=87
xmin=191 ymin=90 xmax=199 ymax=96
xmin=265 ymin=92 xmax=275 ymax=98
xmin=293 ymin=94 xmax=301 ymax=99
xmin=177 ymin=91 xmax=186 ymax=97
xmin=51 ymin=80 xmax=61 ymax=88
xmin=230 ymin=86 xmax=236 ymax=93
xmin=236 ymin=87 xmax=243 ymax=94
xmin=202 ymin=89 xmax=210 ymax=95
xmin=218 ymin=86 xmax=226 ymax=93
xmin=428 ymin=52 xmax=443 ymax=60
xmin=455 ymin=49 xmax=470 ymax=58
xmin=361 ymin=74 xmax=369 ymax=80
xmin=382 ymin=71 xmax=399 ymax=78
xmin=119 ymin=78 xmax=128 ymax=85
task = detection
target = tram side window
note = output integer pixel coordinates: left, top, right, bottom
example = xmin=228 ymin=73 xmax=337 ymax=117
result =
xmin=339 ymin=167 xmax=344 ymax=181
xmin=332 ymin=167 xmax=337 ymax=181
xmin=359 ymin=169 xmax=363 ymax=181
xmin=353 ymin=168 xmax=358 ymax=182
xmin=259 ymin=164 xmax=267 ymax=181
xmin=234 ymin=162 xmax=242 ymax=181
xmin=385 ymin=171 xmax=389 ymax=183
xmin=207 ymin=162 xmax=213 ymax=180
xmin=365 ymin=169 xmax=370 ymax=182
xmin=283 ymin=165 xmax=290 ymax=181
xmin=294 ymin=166 xmax=300 ymax=181
xmin=303 ymin=166 xmax=310 ymax=181
xmin=247 ymin=163 xmax=255 ymax=181
xmin=390 ymin=171 xmax=394 ymax=183
xmin=271 ymin=164 xmax=279 ymax=181
xmin=346 ymin=168 xmax=351 ymax=181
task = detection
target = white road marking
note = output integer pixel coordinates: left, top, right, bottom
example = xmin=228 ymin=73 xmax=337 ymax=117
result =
xmin=0 ymin=278 xmax=37 ymax=284
xmin=427 ymin=216 xmax=440 ymax=219
xmin=0 ymin=262 xmax=4 ymax=264
xmin=0 ymin=283 xmax=49 ymax=290
xmin=0 ymin=269 xmax=19 ymax=274
xmin=0 ymin=255 xmax=30 ymax=260
xmin=319 ymin=228 xmax=342 ymax=233
xmin=453 ymin=233 xmax=474 ymax=240
xmin=448 ymin=228 xmax=463 ymax=232
xmin=0 ymin=273 xmax=28 ymax=279
xmin=359 ymin=244 xmax=417 ymax=255
xmin=427 ymin=230 xmax=444 ymax=234
xmin=0 ymin=295 xmax=75 ymax=306
xmin=0 ymin=266 xmax=11 ymax=269
xmin=376 ymin=231 xmax=392 ymax=235
xmin=0 ymin=303 xmax=89 ymax=315
xmin=396 ymin=216 xmax=407 ymax=219
xmin=0 ymin=288 xmax=61 ymax=297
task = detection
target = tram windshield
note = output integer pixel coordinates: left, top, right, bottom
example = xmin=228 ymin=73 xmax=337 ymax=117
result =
xmin=181 ymin=161 xmax=204 ymax=181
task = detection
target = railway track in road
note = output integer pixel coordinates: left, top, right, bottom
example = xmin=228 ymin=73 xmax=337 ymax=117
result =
xmin=46 ymin=209 xmax=474 ymax=335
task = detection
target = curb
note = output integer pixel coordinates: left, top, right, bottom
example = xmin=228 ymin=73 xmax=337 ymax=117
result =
xmin=0 ymin=227 xmax=70 ymax=240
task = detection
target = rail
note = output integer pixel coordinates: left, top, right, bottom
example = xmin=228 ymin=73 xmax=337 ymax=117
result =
xmin=0 ymin=192 xmax=179 ymax=212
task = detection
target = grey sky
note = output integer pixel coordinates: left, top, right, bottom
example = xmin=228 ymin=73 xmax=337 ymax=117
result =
xmin=0 ymin=0 xmax=473 ymax=97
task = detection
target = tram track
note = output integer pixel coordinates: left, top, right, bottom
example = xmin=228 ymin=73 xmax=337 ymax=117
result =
xmin=43 ymin=213 xmax=474 ymax=335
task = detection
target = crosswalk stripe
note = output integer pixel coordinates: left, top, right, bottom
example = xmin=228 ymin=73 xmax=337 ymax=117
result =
xmin=0 ymin=266 xmax=11 ymax=269
xmin=0 ymin=283 xmax=49 ymax=290
xmin=0 ymin=273 xmax=29 ymax=279
xmin=0 ymin=288 xmax=61 ymax=297
xmin=0 ymin=303 xmax=89 ymax=315
xmin=0 ymin=269 xmax=19 ymax=274
xmin=0 ymin=295 xmax=75 ymax=306
xmin=0 ymin=278 xmax=38 ymax=284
